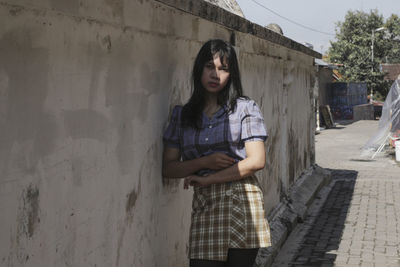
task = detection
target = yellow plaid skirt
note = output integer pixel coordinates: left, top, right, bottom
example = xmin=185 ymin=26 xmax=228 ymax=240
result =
xmin=189 ymin=176 xmax=272 ymax=261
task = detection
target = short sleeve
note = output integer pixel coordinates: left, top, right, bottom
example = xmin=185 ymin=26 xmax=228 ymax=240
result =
xmin=163 ymin=105 xmax=182 ymax=149
xmin=241 ymin=100 xmax=268 ymax=142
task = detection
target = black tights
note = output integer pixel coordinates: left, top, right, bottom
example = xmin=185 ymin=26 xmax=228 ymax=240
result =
xmin=190 ymin=248 xmax=259 ymax=267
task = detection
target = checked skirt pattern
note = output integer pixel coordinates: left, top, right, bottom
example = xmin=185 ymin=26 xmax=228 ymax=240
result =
xmin=189 ymin=176 xmax=271 ymax=261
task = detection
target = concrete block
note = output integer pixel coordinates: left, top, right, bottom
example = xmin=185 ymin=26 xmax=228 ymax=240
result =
xmin=255 ymin=165 xmax=332 ymax=266
xmin=353 ymin=104 xmax=374 ymax=121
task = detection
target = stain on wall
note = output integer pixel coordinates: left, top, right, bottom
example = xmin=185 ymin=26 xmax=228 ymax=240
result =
xmin=115 ymin=176 xmax=141 ymax=267
xmin=13 ymin=184 xmax=40 ymax=264
xmin=19 ymin=184 xmax=40 ymax=238
xmin=8 ymin=5 xmax=24 ymax=16
xmin=71 ymin=158 xmax=84 ymax=186
xmin=0 ymin=28 xmax=57 ymax=175
xmin=50 ymin=0 xmax=79 ymax=15
xmin=104 ymin=0 xmax=124 ymax=19
xmin=63 ymin=109 xmax=110 ymax=142
xmin=191 ymin=18 xmax=200 ymax=40
xmin=102 ymin=35 xmax=112 ymax=53
xmin=125 ymin=177 xmax=141 ymax=225
xmin=288 ymin=128 xmax=301 ymax=184
xmin=102 ymin=40 xmax=137 ymax=175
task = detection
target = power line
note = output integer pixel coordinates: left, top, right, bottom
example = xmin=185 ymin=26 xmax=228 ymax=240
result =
xmin=251 ymin=0 xmax=335 ymax=36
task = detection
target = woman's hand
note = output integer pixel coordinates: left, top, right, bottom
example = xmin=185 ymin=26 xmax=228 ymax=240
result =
xmin=203 ymin=152 xmax=236 ymax=170
xmin=187 ymin=141 xmax=266 ymax=186
xmin=184 ymin=175 xmax=211 ymax=189
xmin=162 ymin=149 xmax=235 ymax=179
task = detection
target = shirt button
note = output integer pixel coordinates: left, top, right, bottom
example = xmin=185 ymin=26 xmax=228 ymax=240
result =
xmin=226 ymin=190 xmax=232 ymax=196
xmin=205 ymin=138 xmax=209 ymax=141
xmin=209 ymin=125 xmax=212 ymax=129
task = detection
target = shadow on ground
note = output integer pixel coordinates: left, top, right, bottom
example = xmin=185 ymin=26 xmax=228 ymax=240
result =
xmin=327 ymin=126 xmax=346 ymax=130
xmin=334 ymin=120 xmax=354 ymax=126
xmin=289 ymin=169 xmax=358 ymax=266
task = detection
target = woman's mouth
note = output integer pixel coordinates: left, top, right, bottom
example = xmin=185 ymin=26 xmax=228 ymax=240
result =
xmin=208 ymin=82 xmax=219 ymax=88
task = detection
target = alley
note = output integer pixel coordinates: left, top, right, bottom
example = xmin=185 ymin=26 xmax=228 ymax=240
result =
xmin=272 ymin=120 xmax=400 ymax=267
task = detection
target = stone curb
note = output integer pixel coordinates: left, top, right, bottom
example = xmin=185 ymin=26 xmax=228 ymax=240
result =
xmin=255 ymin=164 xmax=332 ymax=267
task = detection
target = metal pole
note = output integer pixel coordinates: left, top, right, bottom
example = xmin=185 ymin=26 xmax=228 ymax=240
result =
xmin=371 ymin=30 xmax=374 ymax=72
xmin=371 ymin=30 xmax=374 ymax=103
xmin=370 ymin=27 xmax=386 ymax=103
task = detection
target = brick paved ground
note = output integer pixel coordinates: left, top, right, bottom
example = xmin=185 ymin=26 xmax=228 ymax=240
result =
xmin=272 ymin=121 xmax=400 ymax=267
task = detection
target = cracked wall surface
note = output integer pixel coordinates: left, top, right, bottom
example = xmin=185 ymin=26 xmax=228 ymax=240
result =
xmin=0 ymin=0 xmax=316 ymax=266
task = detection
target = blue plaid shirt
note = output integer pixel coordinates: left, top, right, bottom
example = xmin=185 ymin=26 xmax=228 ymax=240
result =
xmin=163 ymin=98 xmax=268 ymax=175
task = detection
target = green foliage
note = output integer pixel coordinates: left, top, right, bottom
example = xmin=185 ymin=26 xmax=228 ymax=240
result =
xmin=328 ymin=10 xmax=400 ymax=99
xmin=384 ymin=14 xmax=400 ymax=63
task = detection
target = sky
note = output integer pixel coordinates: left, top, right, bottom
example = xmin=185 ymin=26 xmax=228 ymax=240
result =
xmin=235 ymin=0 xmax=400 ymax=54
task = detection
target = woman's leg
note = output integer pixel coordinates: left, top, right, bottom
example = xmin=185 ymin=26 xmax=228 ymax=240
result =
xmin=190 ymin=259 xmax=226 ymax=267
xmin=226 ymin=248 xmax=259 ymax=267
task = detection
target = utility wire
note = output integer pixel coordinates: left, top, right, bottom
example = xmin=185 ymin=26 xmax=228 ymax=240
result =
xmin=251 ymin=0 xmax=335 ymax=36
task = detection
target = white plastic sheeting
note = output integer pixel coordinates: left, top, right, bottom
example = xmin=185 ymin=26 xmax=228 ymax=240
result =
xmin=362 ymin=78 xmax=400 ymax=158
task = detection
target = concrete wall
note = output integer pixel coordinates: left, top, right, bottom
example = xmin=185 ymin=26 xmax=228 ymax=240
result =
xmin=0 ymin=0 xmax=319 ymax=266
xmin=317 ymin=67 xmax=333 ymax=107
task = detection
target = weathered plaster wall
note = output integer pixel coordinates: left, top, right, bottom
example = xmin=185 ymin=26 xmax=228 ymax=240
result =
xmin=0 ymin=0 xmax=318 ymax=266
xmin=236 ymin=38 xmax=315 ymax=210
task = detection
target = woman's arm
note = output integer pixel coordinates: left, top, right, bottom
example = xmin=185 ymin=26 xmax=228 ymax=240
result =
xmin=184 ymin=141 xmax=265 ymax=187
xmin=162 ymin=147 xmax=236 ymax=178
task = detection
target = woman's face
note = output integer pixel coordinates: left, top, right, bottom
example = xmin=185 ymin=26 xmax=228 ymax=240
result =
xmin=201 ymin=54 xmax=230 ymax=95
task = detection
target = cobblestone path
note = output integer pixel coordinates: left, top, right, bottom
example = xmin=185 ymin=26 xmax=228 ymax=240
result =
xmin=288 ymin=170 xmax=400 ymax=267
xmin=291 ymin=173 xmax=356 ymax=266
xmin=272 ymin=121 xmax=400 ymax=267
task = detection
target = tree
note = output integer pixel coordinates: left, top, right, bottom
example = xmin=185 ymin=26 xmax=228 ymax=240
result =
xmin=384 ymin=14 xmax=400 ymax=63
xmin=328 ymin=10 xmax=399 ymax=99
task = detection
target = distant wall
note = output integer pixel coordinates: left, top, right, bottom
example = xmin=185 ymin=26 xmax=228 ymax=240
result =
xmin=318 ymin=67 xmax=333 ymax=107
xmin=0 ymin=0 xmax=319 ymax=266
xmin=353 ymin=104 xmax=374 ymax=121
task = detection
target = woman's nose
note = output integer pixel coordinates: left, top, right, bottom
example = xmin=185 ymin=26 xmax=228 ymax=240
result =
xmin=211 ymin=68 xmax=219 ymax=79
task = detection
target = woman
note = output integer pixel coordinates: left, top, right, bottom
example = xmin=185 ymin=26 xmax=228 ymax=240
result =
xmin=162 ymin=39 xmax=271 ymax=267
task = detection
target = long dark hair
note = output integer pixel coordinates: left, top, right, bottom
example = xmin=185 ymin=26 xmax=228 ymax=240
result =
xmin=182 ymin=39 xmax=245 ymax=128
